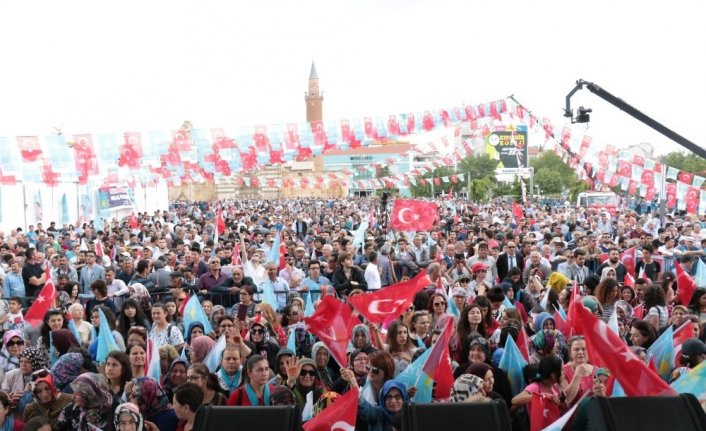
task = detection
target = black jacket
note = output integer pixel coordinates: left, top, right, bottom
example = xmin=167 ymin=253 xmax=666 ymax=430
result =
xmin=331 ymin=266 xmax=368 ymax=296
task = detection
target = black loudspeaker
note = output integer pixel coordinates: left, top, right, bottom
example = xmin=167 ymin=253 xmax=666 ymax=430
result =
xmin=402 ymin=401 xmax=512 ymax=431
xmin=193 ymin=405 xmax=301 ymax=431
xmin=587 ymin=394 xmax=706 ymax=431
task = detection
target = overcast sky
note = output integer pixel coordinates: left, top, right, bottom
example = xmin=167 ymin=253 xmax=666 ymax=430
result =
xmin=1 ymin=0 xmax=705 ymax=158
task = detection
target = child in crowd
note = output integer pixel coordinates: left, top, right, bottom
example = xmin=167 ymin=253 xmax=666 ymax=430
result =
xmin=1 ymin=297 xmax=26 ymax=332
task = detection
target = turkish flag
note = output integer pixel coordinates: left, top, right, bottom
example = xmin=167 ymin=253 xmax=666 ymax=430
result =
xmin=678 ymin=171 xmax=694 ymax=184
xmin=16 ymin=136 xmax=43 ymax=162
xmin=573 ymin=298 xmax=676 ymax=397
xmin=673 ymin=320 xmax=695 ymax=364
xmin=407 ymin=113 xmax=416 ymax=133
xmin=284 ymin=123 xmax=300 ymax=151
xmin=422 ymin=317 xmax=455 ymax=400
xmin=512 ymin=201 xmax=524 ymax=222
xmin=632 ymin=154 xmax=645 ymax=167
xmin=389 ymin=199 xmax=438 ymax=231
xmin=119 ymin=133 xmax=142 ymax=169
xmin=620 ymin=247 xmax=636 ymax=277
xmin=388 ymin=115 xmax=401 ymax=136
xmin=633 ymin=303 xmax=645 ymax=320
xmin=563 ymin=281 xmax=583 ymax=337
xmin=303 ymin=386 xmax=358 ymax=431
xmin=129 ymin=212 xmax=139 ymax=229
xmin=618 ymin=160 xmax=632 ymax=177
xmin=217 ymin=208 xmax=226 ymax=234
xmin=686 ymin=187 xmax=700 ymax=214
xmin=252 ymin=126 xmax=270 ymax=153
xmin=530 ymin=392 xmax=561 ymax=431
xmin=348 ymin=270 xmax=430 ymax=324
xmin=172 ymin=129 xmax=192 ymax=152
xmin=517 ymin=326 xmax=531 ymax=362
xmin=675 ymin=261 xmax=697 ymax=305
xmin=304 ymin=296 xmax=355 ymax=367
xmin=25 ymin=266 xmax=58 ymax=327
xmin=666 ymin=183 xmax=677 ymax=208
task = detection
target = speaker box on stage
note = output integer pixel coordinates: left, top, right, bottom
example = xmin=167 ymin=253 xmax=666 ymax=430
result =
xmin=402 ymin=401 xmax=512 ymax=431
xmin=194 ymin=405 xmax=301 ymax=431
xmin=587 ymin=394 xmax=706 ymax=431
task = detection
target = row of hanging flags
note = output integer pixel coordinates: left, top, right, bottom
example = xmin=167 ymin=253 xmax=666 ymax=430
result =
xmin=0 ymin=99 xmax=509 ymax=187
xmin=3 ymin=97 xmax=705 ymax=211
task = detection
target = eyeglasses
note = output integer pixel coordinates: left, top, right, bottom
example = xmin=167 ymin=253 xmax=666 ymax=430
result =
xmin=6 ymin=340 xmax=24 ymax=347
xmin=385 ymin=394 xmax=403 ymax=401
xmin=433 ymin=302 xmax=446 ymax=307
xmin=299 ymin=369 xmax=317 ymax=377
xmin=251 ymin=329 xmax=265 ymax=334
xmin=289 ymin=311 xmax=299 ymax=316
xmin=370 ymin=366 xmax=381 ymax=375
xmin=187 ymin=375 xmax=203 ymax=381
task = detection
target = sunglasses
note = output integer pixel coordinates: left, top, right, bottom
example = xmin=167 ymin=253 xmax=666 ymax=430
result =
xmin=299 ymin=369 xmax=317 ymax=377
xmin=251 ymin=329 xmax=265 ymax=335
xmin=6 ymin=340 xmax=24 ymax=347
xmin=289 ymin=311 xmax=299 ymax=316
xmin=385 ymin=394 xmax=403 ymax=401
xmin=433 ymin=302 xmax=446 ymax=307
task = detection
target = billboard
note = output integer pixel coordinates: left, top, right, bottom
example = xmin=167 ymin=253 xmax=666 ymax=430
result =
xmin=484 ymin=126 xmax=528 ymax=169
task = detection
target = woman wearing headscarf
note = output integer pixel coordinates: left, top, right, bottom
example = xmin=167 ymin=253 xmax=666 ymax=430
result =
xmin=529 ymin=330 xmax=559 ymax=365
xmin=48 ymin=329 xmax=80 ymax=365
xmin=243 ymin=319 xmax=280 ymax=371
xmin=51 ymin=352 xmax=86 ymax=393
xmin=182 ymin=321 xmax=205 ymax=360
xmin=114 ymin=402 xmax=145 ymax=431
xmin=311 ymin=342 xmax=336 ymax=390
xmin=450 ymin=374 xmax=486 ymax=403
xmin=467 ymin=362 xmax=506 ymax=404
xmin=0 ymin=391 xmax=23 ymax=431
xmin=0 ymin=330 xmax=25 ymax=381
xmin=209 ymin=305 xmax=226 ymax=330
xmin=162 ymin=358 xmax=188 ymax=402
xmin=351 ymin=324 xmax=374 ymax=351
xmin=55 ymin=373 xmax=114 ymax=431
xmin=2 ymin=347 xmax=48 ymax=395
xmin=343 ymin=368 xmax=408 ymax=431
xmin=124 ymin=377 xmax=178 ymax=431
xmin=23 ymin=369 xmax=73 ymax=423
xmin=188 ymin=336 xmax=215 ymax=365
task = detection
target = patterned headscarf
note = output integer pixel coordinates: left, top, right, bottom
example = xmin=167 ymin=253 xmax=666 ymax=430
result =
xmin=129 ymin=283 xmax=152 ymax=311
xmin=0 ymin=329 xmax=24 ymax=372
xmin=450 ymin=374 xmax=485 ymax=403
xmin=51 ymin=352 xmax=84 ymax=390
xmin=20 ymin=347 xmax=50 ymax=372
xmin=126 ymin=377 xmax=171 ymax=417
xmin=114 ymin=402 xmax=144 ymax=431
xmin=70 ymin=373 xmax=114 ymax=430
xmin=29 ymin=369 xmax=59 ymax=403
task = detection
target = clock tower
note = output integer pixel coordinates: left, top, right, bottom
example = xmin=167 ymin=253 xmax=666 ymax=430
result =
xmin=305 ymin=61 xmax=323 ymax=123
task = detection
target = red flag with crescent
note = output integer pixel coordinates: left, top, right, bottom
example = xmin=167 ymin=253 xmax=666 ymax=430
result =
xmin=348 ymin=271 xmax=430 ymax=324
xmin=303 ymin=386 xmax=358 ymax=431
xmin=389 ymin=199 xmax=438 ymax=231
xmin=25 ymin=266 xmax=58 ymax=327
xmin=304 ymin=296 xmax=355 ymax=367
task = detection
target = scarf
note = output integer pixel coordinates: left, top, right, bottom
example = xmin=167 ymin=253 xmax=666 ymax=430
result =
xmin=70 ymin=373 xmax=113 ymax=431
xmin=129 ymin=377 xmax=172 ymax=417
xmin=114 ymin=402 xmax=144 ymax=431
xmin=218 ymin=367 xmax=242 ymax=392
xmin=245 ymin=383 xmax=270 ymax=406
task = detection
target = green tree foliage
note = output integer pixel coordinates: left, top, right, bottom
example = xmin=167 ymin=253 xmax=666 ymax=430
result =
xmin=568 ymin=180 xmax=589 ymax=204
xmin=530 ymin=151 xmax=576 ymax=188
xmin=534 ymin=168 xmax=564 ymax=195
xmin=469 ymin=177 xmax=495 ymax=202
xmin=456 ymin=154 xmax=497 ymax=182
xmin=662 ymin=152 xmax=706 ymax=175
xmin=409 ymin=166 xmax=455 ymax=197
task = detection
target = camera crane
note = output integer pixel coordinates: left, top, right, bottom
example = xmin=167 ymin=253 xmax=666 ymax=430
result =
xmin=564 ymin=79 xmax=706 ymax=160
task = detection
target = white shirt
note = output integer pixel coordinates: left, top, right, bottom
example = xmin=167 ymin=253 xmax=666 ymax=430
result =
xmin=364 ymin=263 xmax=381 ymax=291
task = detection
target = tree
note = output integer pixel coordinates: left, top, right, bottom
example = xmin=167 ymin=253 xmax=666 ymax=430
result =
xmin=375 ymin=166 xmax=399 ymax=197
xmin=534 ymin=168 xmax=564 ymax=195
xmin=568 ymin=180 xmax=589 ymax=204
xmin=469 ymin=177 xmax=494 ymax=202
xmin=456 ymin=154 xmax=497 ymax=182
xmin=530 ymin=151 xmax=576 ymax=188
xmin=662 ymin=152 xmax=706 ymax=175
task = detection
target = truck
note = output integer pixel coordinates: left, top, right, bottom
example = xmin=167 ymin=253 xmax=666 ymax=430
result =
xmin=576 ymin=191 xmax=619 ymax=213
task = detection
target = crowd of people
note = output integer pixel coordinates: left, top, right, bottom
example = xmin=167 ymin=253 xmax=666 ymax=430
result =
xmin=0 ymin=196 xmax=704 ymax=431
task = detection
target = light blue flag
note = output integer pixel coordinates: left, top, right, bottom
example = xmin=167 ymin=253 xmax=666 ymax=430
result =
xmin=68 ymin=318 xmax=82 ymax=345
xmin=611 ymin=379 xmax=626 ymax=397
xmin=60 ymin=193 xmax=70 ymax=225
xmin=96 ymin=308 xmax=119 ymax=362
xmin=647 ymin=325 xmax=675 ymax=381
xmin=671 ymin=357 xmax=706 ymax=397
xmin=48 ymin=332 xmax=59 ymax=366
xmin=181 ymin=295 xmax=214 ymax=335
xmin=146 ymin=340 xmax=161 ymax=382
xmin=305 ymin=279 xmax=321 ymax=303
xmin=554 ymin=302 xmax=567 ymax=321
xmin=395 ymin=347 xmax=433 ymax=402
xmin=498 ymin=336 xmax=528 ymax=396
xmin=503 ymin=296 xmax=516 ymax=310
xmin=266 ymin=230 xmax=282 ymax=266
xmin=180 ymin=346 xmax=187 ymax=361
xmin=304 ymin=292 xmax=315 ymax=317
xmin=203 ymin=335 xmax=227 ymax=373
xmin=287 ymin=327 xmax=297 ymax=355
xmin=447 ymin=297 xmax=460 ymax=318
xmin=695 ymin=259 xmax=706 ymax=288
xmin=261 ymin=281 xmax=280 ymax=311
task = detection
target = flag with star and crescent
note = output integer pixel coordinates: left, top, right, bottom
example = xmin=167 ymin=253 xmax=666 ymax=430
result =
xmin=25 ymin=265 xmax=58 ymax=327
xmin=389 ymin=199 xmax=438 ymax=231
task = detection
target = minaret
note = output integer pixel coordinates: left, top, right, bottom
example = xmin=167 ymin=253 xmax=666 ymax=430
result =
xmin=305 ymin=61 xmax=323 ymax=123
